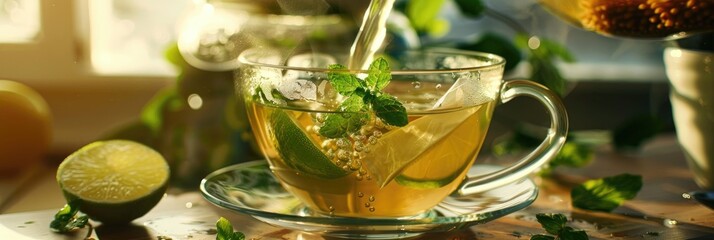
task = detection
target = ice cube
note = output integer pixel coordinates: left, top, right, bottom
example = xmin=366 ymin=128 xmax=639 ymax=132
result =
xmin=276 ymin=79 xmax=317 ymax=101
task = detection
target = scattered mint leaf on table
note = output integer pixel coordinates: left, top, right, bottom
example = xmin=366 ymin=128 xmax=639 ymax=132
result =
xmin=532 ymin=213 xmax=589 ymax=240
xmin=319 ymin=57 xmax=407 ymax=138
xmin=50 ymin=202 xmax=89 ymax=233
xmin=216 ymin=217 xmax=245 ymax=240
xmin=571 ymin=173 xmax=643 ymax=212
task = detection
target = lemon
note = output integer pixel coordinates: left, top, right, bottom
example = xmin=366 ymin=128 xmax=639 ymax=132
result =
xmin=56 ymin=140 xmax=169 ymax=224
xmin=0 ymin=80 xmax=51 ymax=174
xmin=270 ymin=109 xmax=348 ymax=179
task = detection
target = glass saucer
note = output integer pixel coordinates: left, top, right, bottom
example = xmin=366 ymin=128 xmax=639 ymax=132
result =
xmin=200 ymin=160 xmax=538 ymax=239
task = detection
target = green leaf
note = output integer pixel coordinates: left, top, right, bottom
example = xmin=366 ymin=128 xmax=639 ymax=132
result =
xmin=530 ymin=235 xmax=556 ymax=240
xmin=535 ymin=213 xmax=567 ymax=235
xmin=141 ymin=87 xmax=182 ymax=134
xmin=320 ymin=113 xmax=369 ymax=138
xmin=341 ymin=94 xmax=367 ymax=112
xmin=372 ymin=94 xmax=408 ymax=127
xmin=515 ymin=34 xmax=574 ymax=96
xmin=365 ymin=57 xmax=391 ymax=91
xmin=458 ymin=33 xmax=522 ymax=71
xmin=454 ymin=0 xmax=485 ymax=17
xmin=612 ymin=114 xmax=664 ymax=152
xmin=66 ymin=216 xmax=89 ymax=231
xmin=406 ymin=0 xmax=446 ymax=33
xmin=328 ymin=64 xmax=362 ymax=95
xmin=560 ymin=227 xmax=589 ymax=240
xmin=571 ymin=173 xmax=643 ymax=212
xmin=216 ymin=217 xmax=245 ymax=240
xmin=216 ymin=217 xmax=234 ymax=240
xmin=550 ymin=141 xmax=594 ymax=169
xmin=49 ymin=202 xmax=88 ymax=233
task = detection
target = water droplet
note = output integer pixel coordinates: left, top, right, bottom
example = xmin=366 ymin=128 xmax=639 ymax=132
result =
xmin=682 ymin=193 xmax=692 ymax=199
xmin=353 ymin=142 xmax=365 ymax=152
xmin=316 ymin=113 xmax=326 ymax=123
xmin=663 ymin=219 xmax=678 ymax=228
xmin=369 ymin=195 xmax=375 ymax=202
xmin=337 ymin=150 xmax=349 ymax=160
xmin=336 ymin=138 xmax=350 ymax=148
xmin=411 ymin=81 xmax=422 ymax=89
xmin=185 ymin=202 xmax=193 ymax=208
xmin=435 ymin=84 xmax=442 ymax=89
xmin=329 ymin=206 xmax=335 ymax=211
xmin=358 ymin=192 xmax=364 ymax=198
xmin=369 ymin=207 xmax=376 ymax=212
xmin=372 ymin=130 xmax=382 ymax=138
xmin=368 ymin=136 xmax=378 ymax=145
xmin=349 ymin=160 xmax=362 ymax=171
xmin=365 ymin=203 xmax=371 ymax=207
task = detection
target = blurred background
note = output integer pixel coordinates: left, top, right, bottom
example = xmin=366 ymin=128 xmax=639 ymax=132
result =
xmin=0 ymin=0 xmax=671 ymax=154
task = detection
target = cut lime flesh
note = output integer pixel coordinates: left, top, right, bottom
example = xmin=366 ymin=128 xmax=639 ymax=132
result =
xmin=270 ymin=109 xmax=348 ymax=179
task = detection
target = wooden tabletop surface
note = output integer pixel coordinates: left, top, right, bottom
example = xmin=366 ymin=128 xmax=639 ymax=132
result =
xmin=1 ymin=134 xmax=713 ymax=239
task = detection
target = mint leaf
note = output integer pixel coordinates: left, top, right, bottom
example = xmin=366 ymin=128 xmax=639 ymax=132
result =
xmin=560 ymin=227 xmax=589 ymax=240
xmin=530 ymin=235 xmax=555 ymax=240
xmin=49 ymin=201 xmax=89 ymax=234
xmin=340 ymin=94 xmax=366 ymax=112
xmin=319 ymin=113 xmax=369 ymax=138
xmin=372 ymin=94 xmax=408 ymax=127
xmin=535 ymin=213 xmax=567 ymax=235
xmin=216 ymin=217 xmax=245 ymax=240
xmin=365 ymin=57 xmax=391 ymax=91
xmin=328 ymin=64 xmax=362 ymax=95
xmin=533 ymin=213 xmax=589 ymax=240
xmin=571 ymin=173 xmax=643 ymax=212
xmin=319 ymin=95 xmax=369 ymax=138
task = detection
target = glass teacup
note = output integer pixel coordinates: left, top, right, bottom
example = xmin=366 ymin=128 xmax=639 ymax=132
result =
xmin=237 ymin=48 xmax=568 ymax=218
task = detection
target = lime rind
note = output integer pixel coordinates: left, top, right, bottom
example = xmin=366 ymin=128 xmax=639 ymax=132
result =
xmin=270 ymin=109 xmax=348 ymax=179
xmin=56 ymin=140 xmax=170 ymax=224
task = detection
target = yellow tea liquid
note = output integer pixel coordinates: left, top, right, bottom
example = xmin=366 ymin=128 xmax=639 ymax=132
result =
xmin=246 ymin=90 xmax=496 ymax=217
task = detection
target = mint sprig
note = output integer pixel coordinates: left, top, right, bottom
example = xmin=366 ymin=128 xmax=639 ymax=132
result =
xmin=532 ymin=213 xmax=589 ymax=240
xmin=571 ymin=173 xmax=643 ymax=212
xmin=216 ymin=217 xmax=245 ymax=240
xmin=319 ymin=57 xmax=407 ymax=138
xmin=50 ymin=201 xmax=93 ymax=239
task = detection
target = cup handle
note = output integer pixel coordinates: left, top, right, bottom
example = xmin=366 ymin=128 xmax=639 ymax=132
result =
xmin=456 ymin=80 xmax=568 ymax=195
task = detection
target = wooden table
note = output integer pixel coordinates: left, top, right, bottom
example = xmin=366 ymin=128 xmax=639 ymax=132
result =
xmin=1 ymin=134 xmax=713 ymax=239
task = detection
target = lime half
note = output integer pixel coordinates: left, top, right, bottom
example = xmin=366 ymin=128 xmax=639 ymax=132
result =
xmin=57 ymin=140 xmax=169 ymax=224
xmin=270 ymin=109 xmax=348 ymax=179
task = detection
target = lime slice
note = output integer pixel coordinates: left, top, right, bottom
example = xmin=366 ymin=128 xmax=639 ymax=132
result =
xmin=270 ymin=109 xmax=348 ymax=179
xmin=0 ymin=80 xmax=51 ymax=174
xmin=57 ymin=140 xmax=169 ymax=224
xmin=363 ymin=106 xmax=481 ymax=188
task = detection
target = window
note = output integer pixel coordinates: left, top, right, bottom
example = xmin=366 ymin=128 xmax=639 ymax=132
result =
xmin=0 ymin=0 xmax=40 ymax=42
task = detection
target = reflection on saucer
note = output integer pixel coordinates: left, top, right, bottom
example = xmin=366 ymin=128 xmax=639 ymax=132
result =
xmin=200 ymin=160 xmax=537 ymax=239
